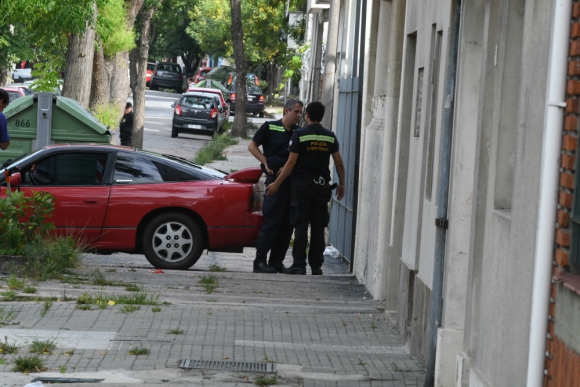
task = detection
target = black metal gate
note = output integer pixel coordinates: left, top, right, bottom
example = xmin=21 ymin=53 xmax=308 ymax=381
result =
xmin=328 ymin=0 xmax=366 ymax=268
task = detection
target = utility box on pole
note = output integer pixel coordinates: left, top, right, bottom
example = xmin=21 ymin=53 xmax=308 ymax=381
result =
xmin=0 ymin=94 xmax=111 ymax=165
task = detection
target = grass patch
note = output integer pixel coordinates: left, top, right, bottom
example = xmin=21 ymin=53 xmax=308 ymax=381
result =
xmin=6 ymin=274 xmax=25 ymax=290
xmin=254 ymin=376 xmax=278 ymax=386
xmin=151 ymin=307 xmax=162 ymax=313
xmin=91 ymin=269 xmax=116 ymax=286
xmin=168 ymin=328 xmax=184 ymax=335
xmin=370 ymin=322 xmax=378 ymax=329
xmin=22 ymin=234 xmax=86 ymax=281
xmin=199 ymin=274 xmax=216 ymax=285
xmin=194 ymin=132 xmax=238 ymax=165
xmin=60 ymin=365 xmax=67 ymax=373
xmin=208 ymin=264 xmax=226 ymax=272
xmin=0 ymin=307 xmax=18 ymax=323
xmin=76 ymin=304 xmax=94 ymax=311
xmin=202 ymin=284 xmax=216 ymax=294
xmin=1 ymin=291 xmax=16 ymax=301
xmin=23 ymin=286 xmax=37 ymax=294
xmin=76 ymin=289 xmax=160 ymax=308
xmin=12 ymin=355 xmax=46 ymax=373
xmin=129 ymin=346 xmax=150 ymax=356
xmin=39 ymin=299 xmax=53 ymax=317
xmin=106 ymin=268 xmax=117 ymax=273
xmin=28 ymin=339 xmax=57 ymax=354
xmin=120 ymin=305 xmax=140 ymax=314
xmin=124 ymin=284 xmax=142 ymax=292
xmin=357 ymin=360 xmax=366 ymax=366
xmin=0 ymin=337 xmax=20 ymax=354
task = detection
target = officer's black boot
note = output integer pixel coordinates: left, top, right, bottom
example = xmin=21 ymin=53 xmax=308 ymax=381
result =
xmin=253 ymin=262 xmax=276 ymax=273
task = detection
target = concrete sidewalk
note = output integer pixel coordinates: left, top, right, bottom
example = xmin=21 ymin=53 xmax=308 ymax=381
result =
xmin=0 ymin=107 xmax=426 ymax=386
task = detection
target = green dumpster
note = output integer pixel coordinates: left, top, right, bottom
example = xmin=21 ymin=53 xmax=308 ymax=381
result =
xmin=0 ymin=93 xmax=112 ymax=164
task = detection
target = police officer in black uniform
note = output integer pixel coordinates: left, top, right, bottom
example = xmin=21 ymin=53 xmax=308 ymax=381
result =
xmin=248 ymin=99 xmax=304 ymax=273
xmin=266 ymin=102 xmax=346 ymax=275
xmin=119 ymin=102 xmax=134 ymax=146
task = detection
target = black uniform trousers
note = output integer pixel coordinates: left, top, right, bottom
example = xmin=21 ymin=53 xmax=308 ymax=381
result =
xmin=290 ymin=179 xmax=330 ymax=270
xmin=254 ymin=174 xmax=293 ymax=268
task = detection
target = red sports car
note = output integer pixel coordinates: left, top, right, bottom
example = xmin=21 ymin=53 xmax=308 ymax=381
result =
xmin=1 ymin=144 xmax=264 ymax=270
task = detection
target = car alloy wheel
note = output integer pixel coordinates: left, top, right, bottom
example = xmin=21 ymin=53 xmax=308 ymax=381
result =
xmin=143 ymin=212 xmax=204 ymax=269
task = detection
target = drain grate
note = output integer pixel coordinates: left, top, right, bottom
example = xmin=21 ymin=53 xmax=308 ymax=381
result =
xmin=179 ymin=359 xmax=277 ymax=373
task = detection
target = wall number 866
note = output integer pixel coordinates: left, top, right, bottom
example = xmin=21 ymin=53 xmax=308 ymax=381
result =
xmin=14 ymin=119 xmax=31 ymax=127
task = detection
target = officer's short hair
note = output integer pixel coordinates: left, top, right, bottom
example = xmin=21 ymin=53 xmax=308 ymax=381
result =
xmin=283 ymin=98 xmax=303 ymax=114
xmin=0 ymin=89 xmax=9 ymax=106
xmin=306 ymin=102 xmax=325 ymax=122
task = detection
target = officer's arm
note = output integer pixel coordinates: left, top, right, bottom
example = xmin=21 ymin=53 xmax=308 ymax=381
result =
xmin=332 ymin=151 xmax=346 ymax=201
xmin=265 ymin=152 xmax=298 ymax=195
xmin=248 ymin=141 xmax=273 ymax=174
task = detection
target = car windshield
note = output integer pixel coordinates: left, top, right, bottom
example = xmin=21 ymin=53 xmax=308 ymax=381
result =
xmin=137 ymin=150 xmax=226 ymax=179
xmin=181 ymin=95 xmax=215 ymax=108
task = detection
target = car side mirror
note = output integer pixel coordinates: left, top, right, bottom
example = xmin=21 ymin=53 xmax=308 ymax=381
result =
xmin=9 ymin=172 xmax=21 ymax=186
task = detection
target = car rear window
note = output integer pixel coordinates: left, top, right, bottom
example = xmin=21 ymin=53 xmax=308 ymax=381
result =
xmin=247 ymin=86 xmax=262 ymax=94
xmin=181 ymin=95 xmax=215 ymax=108
xmin=114 ymin=152 xmax=163 ymax=184
xmin=157 ymin=64 xmax=181 ymax=73
xmin=147 ymin=63 xmax=155 ymax=71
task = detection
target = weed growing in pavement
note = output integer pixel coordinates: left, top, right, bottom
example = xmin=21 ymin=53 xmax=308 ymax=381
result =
xmin=207 ymin=298 xmax=217 ymax=302
xmin=65 ymin=349 xmax=74 ymax=356
xmin=91 ymin=269 xmax=116 ymax=286
xmin=199 ymin=275 xmax=216 ymax=285
xmin=120 ymin=305 xmax=140 ymax=314
xmin=39 ymin=300 xmax=53 ymax=317
xmin=357 ymin=360 xmax=367 ymax=366
xmin=106 ymin=268 xmax=117 ymax=273
xmin=162 ymin=301 xmax=171 ymax=305
xmin=0 ymin=359 xmax=5 ymax=365
xmin=370 ymin=322 xmax=378 ymax=329
xmin=6 ymin=274 xmax=25 ymax=290
xmin=151 ymin=307 xmax=162 ymax=313
xmin=0 ymin=336 xmax=20 ymax=354
xmin=12 ymin=355 xmax=46 ymax=373
xmin=168 ymin=328 xmax=184 ymax=335
xmin=0 ymin=307 xmax=18 ymax=322
xmin=194 ymin=133 xmax=239 ymax=165
xmin=76 ymin=305 xmax=93 ymax=311
xmin=254 ymin=376 xmax=278 ymax=386
xmin=209 ymin=264 xmax=226 ymax=272
xmin=1 ymin=291 xmax=16 ymax=301
xmin=129 ymin=346 xmax=150 ymax=356
xmin=23 ymin=235 xmax=86 ymax=281
xmin=202 ymin=284 xmax=216 ymax=294
xmin=23 ymin=286 xmax=37 ymax=294
xmin=124 ymin=284 xmax=142 ymax=292
xmin=60 ymin=365 xmax=66 ymax=373
xmin=28 ymin=339 xmax=57 ymax=354
xmin=76 ymin=292 xmax=110 ymax=309
xmin=114 ymin=290 xmax=160 ymax=305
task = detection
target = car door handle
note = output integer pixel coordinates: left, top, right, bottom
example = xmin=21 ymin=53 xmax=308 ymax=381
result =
xmin=83 ymin=199 xmax=101 ymax=204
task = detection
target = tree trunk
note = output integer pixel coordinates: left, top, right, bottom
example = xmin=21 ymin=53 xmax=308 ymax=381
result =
xmin=130 ymin=4 xmax=159 ymax=149
xmin=107 ymin=52 xmax=131 ymax=118
xmin=62 ymin=3 xmax=97 ymax=107
xmin=89 ymin=38 xmax=108 ymax=110
xmin=230 ymin=0 xmax=247 ymax=139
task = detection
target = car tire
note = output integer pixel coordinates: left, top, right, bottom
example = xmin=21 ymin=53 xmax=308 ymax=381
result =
xmin=142 ymin=212 xmax=204 ymax=270
xmin=150 ymin=83 xmax=158 ymax=91
xmin=259 ymin=111 xmax=264 ymax=118
xmin=171 ymin=127 xmax=178 ymax=138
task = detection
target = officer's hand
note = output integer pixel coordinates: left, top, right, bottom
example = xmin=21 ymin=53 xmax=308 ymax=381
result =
xmin=266 ymin=182 xmax=279 ymax=196
xmin=275 ymin=168 xmax=282 ymax=176
xmin=265 ymin=164 xmax=274 ymax=175
xmin=336 ymin=184 xmax=345 ymax=201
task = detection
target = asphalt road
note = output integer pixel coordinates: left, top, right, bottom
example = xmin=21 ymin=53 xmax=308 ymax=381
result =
xmin=125 ymin=90 xmax=268 ymax=160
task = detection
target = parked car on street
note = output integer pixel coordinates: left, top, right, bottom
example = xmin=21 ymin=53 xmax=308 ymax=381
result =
xmin=171 ymin=92 xmax=224 ymax=138
xmin=192 ymin=67 xmax=212 ymax=84
xmin=227 ymin=82 xmax=265 ymax=117
xmin=0 ymin=87 xmax=26 ymax=102
xmin=187 ymin=86 xmax=229 ymax=126
xmin=149 ymin=62 xmax=184 ymax=93
xmin=146 ymin=62 xmax=156 ymax=87
xmin=6 ymin=84 xmax=34 ymax=96
xmin=0 ymin=144 xmax=264 ymax=270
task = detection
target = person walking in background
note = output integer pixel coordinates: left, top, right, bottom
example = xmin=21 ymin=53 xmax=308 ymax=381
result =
xmin=0 ymin=89 xmax=10 ymax=150
xmin=119 ymin=102 xmax=134 ymax=146
xmin=248 ymin=99 xmax=304 ymax=273
xmin=266 ymin=102 xmax=345 ymax=276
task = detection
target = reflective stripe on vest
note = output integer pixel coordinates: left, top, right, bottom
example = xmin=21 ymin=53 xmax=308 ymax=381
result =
xmin=269 ymin=125 xmax=285 ymax=132
xmin=299 ymin=134 xmax=335 ymax=143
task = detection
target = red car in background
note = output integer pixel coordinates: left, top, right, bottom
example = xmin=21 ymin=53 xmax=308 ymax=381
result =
xmin=0 ymin=87 xmax=26 ymax=102
xmin=1 ymin=144 xmax=264 ymax=270
xmin=146 ymin=62 xmax=156 ymax=87
xmin=192 ymin=67 xmax=212 ymax=84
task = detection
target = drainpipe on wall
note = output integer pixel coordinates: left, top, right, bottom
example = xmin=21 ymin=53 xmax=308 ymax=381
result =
xmin=423 ymin=0 xmax=461 ymax=385
xmin=526 ymin=1 xmax=571 ymax=386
